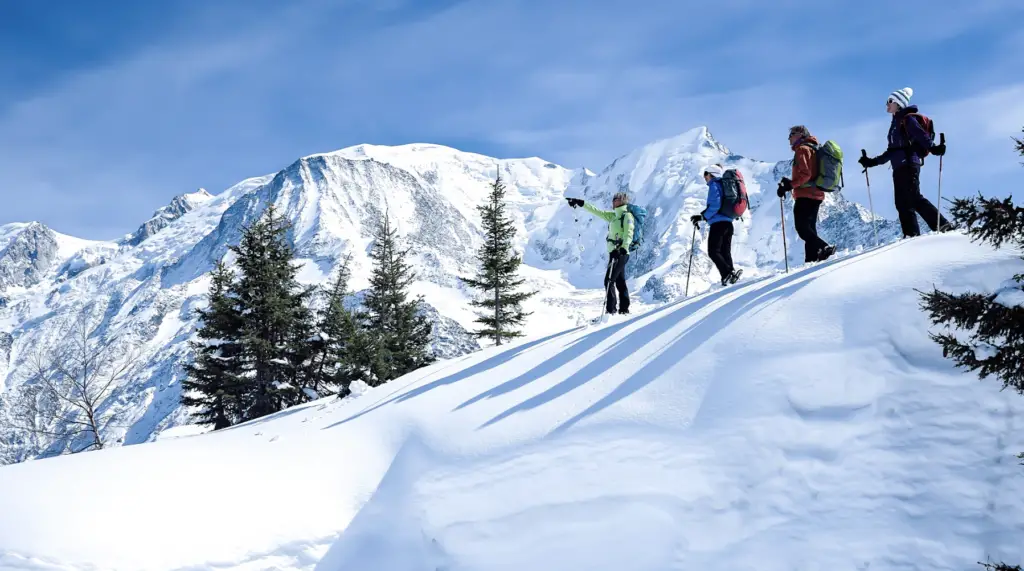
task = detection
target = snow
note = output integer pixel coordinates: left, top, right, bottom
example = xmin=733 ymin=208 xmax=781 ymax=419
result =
xmin=50 ymin=230 xmax=107 ymax=260
xmin=975 ymin=342 xmax=999 ymax=361
xmin=994 ymin=282 xmax=1024 ymax=308
xmin=0 ymin=223 xmax=31 ymax=251
xmin=1 ymin=232 xmax=1022 ymax=570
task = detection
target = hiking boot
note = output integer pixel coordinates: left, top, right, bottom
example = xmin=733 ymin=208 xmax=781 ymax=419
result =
xmin=817 ymin=244 xmax=837 ymax=262
xmin=618 ymin=308 xmax=630 ymax=315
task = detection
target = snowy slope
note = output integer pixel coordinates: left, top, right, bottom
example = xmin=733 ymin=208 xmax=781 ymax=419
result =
xmin=1 ymin=233 xmax=1021 ymax=570
xmin=0 ymin=128 xmax=899 ymax=462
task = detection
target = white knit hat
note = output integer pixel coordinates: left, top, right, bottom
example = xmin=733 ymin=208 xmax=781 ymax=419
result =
xmin=703 ymin=164 xmax=724 ymax=177
xmin=888 ymin=87 xmax=913 ymax=108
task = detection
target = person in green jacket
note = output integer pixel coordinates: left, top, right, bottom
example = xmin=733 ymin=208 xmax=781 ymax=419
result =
xmin=565 ymin=191 xmax=634 ymax=314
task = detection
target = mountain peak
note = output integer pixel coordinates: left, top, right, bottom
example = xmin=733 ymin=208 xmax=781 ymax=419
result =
xmin=120 ymin=190 xmax=214 ymax=247
xmin=645 ymin=125 xmax=730 ymax=156
xmin=306 ymin=142 xmax=472 ymax=164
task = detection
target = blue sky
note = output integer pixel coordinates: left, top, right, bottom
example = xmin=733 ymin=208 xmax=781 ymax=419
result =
xmin=2 ymin=0 xmax=1023 ymax=239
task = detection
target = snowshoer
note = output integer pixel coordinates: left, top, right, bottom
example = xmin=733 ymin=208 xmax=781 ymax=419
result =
xmin=778 ymin=125 xmax=837 ymax=263
xmin=857 ymin=87 xmax=951 ymax=238
xmin=690 ymin=164 xmax=742 ymax=286
xmin=565 ymin=192 xmax=634 ymax=314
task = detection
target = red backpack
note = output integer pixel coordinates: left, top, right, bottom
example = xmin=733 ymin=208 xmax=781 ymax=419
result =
xmin=901 ymin=112 xmax=935 ymax=161
xmin=718 ymin=169 xmax=748 ymax=219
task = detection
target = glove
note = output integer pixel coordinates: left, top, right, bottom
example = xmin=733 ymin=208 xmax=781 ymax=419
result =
xmin=776 ymin=179 xmax=791 ymax=198
xmin=690 ymin=214 xmax=702 ymax=227
xmin=931 ymin=143 xmax=946 ymax=156
xmin=566 ymin=197 xmax=584 ymax=208
xmin=611 ymin=247 xmax=627 ymax=258
xmin=858 ymin=154 xmax=880 ymax=169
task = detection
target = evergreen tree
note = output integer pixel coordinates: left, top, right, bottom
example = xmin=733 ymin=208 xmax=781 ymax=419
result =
xmin=462 ymin=172 xmax=537 ymax=345
xmin=355 ymin=213 xmax=434 ymax=386
xmin=919 ymin=141 xmax=1024 ymax=394
xmin=307 ymin=255 xmax=363 ymax=398
xmin=919 ymin=129 xmax=1024 ymax=571
xmin=229 ymin=204 xmax=313 ymax=420
xmin=181 ymin=261 xmax=244 ymax=429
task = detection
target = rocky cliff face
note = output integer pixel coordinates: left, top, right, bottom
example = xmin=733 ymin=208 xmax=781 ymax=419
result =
xmin=122 ymin=189 xmax=214 ymax=247
xmin=0 ymin=223 xmax=59 ymax=290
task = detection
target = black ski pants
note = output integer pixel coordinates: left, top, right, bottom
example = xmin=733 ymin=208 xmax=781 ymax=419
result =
xmin=707 ymin=221 xmax=734 ymax=281
xmin=893 ymin=165 xmax=950 ymax=237
xmin=604 ymin=252 xmax=630 ymax=313
xmin=793 ymin=197 xmax=829 ymax=263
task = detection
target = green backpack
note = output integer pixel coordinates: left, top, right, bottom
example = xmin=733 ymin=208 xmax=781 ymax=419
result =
xmin=801 ymin=140 xmax=844 ymax=192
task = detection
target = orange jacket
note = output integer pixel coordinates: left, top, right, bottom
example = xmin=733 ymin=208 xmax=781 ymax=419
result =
xmin=790 ymin=136 xmax=825 ymax=201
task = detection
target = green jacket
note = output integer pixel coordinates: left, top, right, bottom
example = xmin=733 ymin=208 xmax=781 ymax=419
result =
xmin=583 ymin=203 xmax=635 ymax=253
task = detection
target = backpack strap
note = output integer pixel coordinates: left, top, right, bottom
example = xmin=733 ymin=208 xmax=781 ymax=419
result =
xmin=899 ymin=113 xmax=931 ymax=158
xmin=796 ymin=141 xmax=820 ymax=188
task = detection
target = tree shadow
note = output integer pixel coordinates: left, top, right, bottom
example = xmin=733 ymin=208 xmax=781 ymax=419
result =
xmin=321 ymin=325 xmax=584 ymax=430
xmin=479 ymin=251 xmax=862 ymax=430
xmin=551 ymin=278 xmax=814 ymax=434
xmin=453 ymin=297 xmax=691 ymax=412
xmin=548 ymin=248 xmax=899 ymax=433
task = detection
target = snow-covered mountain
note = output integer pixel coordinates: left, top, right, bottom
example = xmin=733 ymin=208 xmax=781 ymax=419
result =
xmin=0 ymin=127 xmax=900 ymax=463
xmin=1 ymin=233 xmax=1021 ymax=570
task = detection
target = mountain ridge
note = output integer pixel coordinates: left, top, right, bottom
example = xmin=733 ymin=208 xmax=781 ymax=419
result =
xmin=0 ymin=126 xmax=903 ymax=463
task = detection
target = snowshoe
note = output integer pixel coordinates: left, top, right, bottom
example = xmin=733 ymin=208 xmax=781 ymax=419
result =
xmin=590 ymin=313 xmax=612 ymax=325
xmin=724 ymin=269 xmax=743 ymax=285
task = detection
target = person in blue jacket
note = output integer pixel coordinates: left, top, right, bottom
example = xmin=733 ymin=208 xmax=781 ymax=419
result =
xmin=690 ymin=164 xmax=742 ymax=286
xmin=858 ymin=87 xmax=951 ymax=238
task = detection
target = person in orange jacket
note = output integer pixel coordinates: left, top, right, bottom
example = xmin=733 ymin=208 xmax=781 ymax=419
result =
xmin=777 ymin=125 xmax=837 ymax=263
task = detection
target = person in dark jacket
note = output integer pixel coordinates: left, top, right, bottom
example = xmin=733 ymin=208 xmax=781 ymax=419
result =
xmin=690 ymin=164 xmax=742 ymax=286
xmin=778 ymin=125 xmax=837 ymax=263
xmin=858 ymin=87 xmax=951 ymax=238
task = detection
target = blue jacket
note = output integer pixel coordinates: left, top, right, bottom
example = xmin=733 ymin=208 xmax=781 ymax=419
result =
xmin=701 ymin=177 xmax=733 ymax=225
xmin=879 ymin=105 xmax=933 ymax=169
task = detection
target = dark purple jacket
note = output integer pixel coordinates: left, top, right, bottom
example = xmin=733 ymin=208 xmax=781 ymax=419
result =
xmin=879 ymin=105 xmax=934 ymax=169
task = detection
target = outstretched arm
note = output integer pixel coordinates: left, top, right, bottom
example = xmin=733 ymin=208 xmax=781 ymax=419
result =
xmin=583 ymin=202 xmax=616 ymax=222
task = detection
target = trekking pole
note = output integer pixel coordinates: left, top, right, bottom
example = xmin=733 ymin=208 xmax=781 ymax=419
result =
xmin=779 ymin=197 xmax=790 ymax=274
xmin=684 ymin=223 xmax=697 ymax=297
xmin=861 ymin=149 xmax=879 ymax=247
xmin=597 ymin=256 xmax=615 ymax=322
xmin=936 ymin=133 xmax=945 ymax=232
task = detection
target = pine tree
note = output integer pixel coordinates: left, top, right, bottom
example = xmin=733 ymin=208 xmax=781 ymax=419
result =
xmin=355 ymin=213 xmax=434 ymax=386
xmin=306 ymin=255 xmax=363 ymax=398
xmin=919 ymin=129 xmax=1024 ymax=571
xmin=229 ymin=204 xmax=314 ymax=420
xmin=919 ymin=166 xmax=1024 ymax=392
xmin=181 ymin=260 xmax=244 ymax=429
xmin=462 ymin=172 xmax=537 ymax=345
